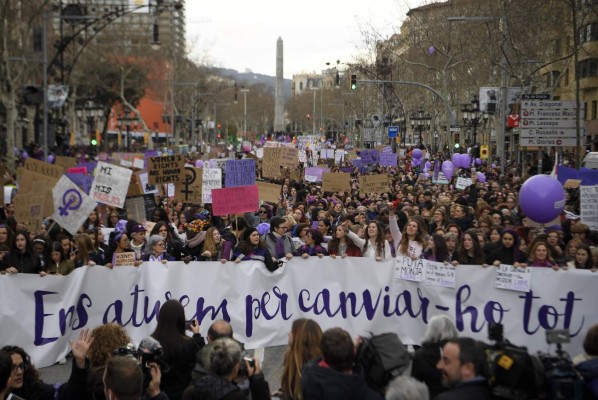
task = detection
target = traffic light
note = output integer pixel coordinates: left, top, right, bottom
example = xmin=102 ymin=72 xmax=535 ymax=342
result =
xmin=91 ymin=138 xmax=98 ymax=146
xmin=350 ymin=74 xmax=357 ymax=90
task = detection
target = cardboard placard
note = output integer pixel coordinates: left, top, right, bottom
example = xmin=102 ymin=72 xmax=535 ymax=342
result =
xmin=225 ymin=159 xmax=256 ymax=187
xmin=256 ymin=181 xmax=281 ymax=203
xmin=148 ymin=155 xmax=186 ymax=184
xmin=211 ymin=186 xmax=260 ymax=216
xmin=113 ymin=252 xmax=136 ymax=267
xmin=174 ymin=166 xmax=203 ymax=204
xmin=279 ymin=147 xmax=298 ymax=169
xmin=124 ymin=196 xmax=148 ymax=224
xmin=24 ymin=158 xmax=63 ymax=182
xmin=322 ymin=172 xmax=351 ymax=193
xmin=262 ymin=148 xmax=282 ymax=179
xmin=359 ymin=174 xmax=390 ymax=194
xmin=14 ymin=194 xmax=45 ymax=231
xmin=54 ymin=156 xmax=78 ymax=169
xmin=564 ymin=179 xmax=582 ymax=189
xmin=16 ymin=168 xmax=54 ymax=217
xmin=136 ymin=171 xmax=159 ymax=195
xmin=455 ymin=177 xmax=473 ymax=190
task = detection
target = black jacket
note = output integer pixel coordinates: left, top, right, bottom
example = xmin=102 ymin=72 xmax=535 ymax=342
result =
xmin=1 ymin=250 xmax=40 ymax=273
xmin=300 ymin=358 xmax=382 ymax=400
xmin=433 ymin=378 xmax=495 ymax=400
xmin=161 ymin=334 xmax=206 ymax=400
xmin=186 ymin=373 xmax=270 ymax=400
xmin=411 ymin=341 xmax=448 ymax=399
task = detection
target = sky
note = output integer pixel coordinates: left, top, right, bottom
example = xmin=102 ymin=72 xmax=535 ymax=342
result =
xmin=185 ymin=0 xmax=426 ymax=79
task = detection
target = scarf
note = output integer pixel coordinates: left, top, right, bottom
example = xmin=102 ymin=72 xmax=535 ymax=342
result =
xmin=187 ymin=231 xmax=206 ymax=249
xmin=275 ymin=236 xmax=286 ymax=259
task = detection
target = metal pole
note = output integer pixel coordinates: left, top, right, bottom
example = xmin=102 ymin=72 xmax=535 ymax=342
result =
xmin=243 ymin=91 xmax=247 ymax=140
xmin=42 ymin=12 xmax=49 ymax=161
xmin=191 ymin=86 xmax=196 ymax=146
xmin=312 ymin=89 xmax=316 ymax=135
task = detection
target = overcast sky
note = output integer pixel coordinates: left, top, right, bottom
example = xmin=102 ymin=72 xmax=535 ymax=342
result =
xmin=185 ymin=0 xmax=426 ymax=78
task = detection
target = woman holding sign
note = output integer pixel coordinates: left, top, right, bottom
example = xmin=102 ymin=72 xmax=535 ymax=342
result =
xmin=104 ymin=231 xmax=141 ymax=268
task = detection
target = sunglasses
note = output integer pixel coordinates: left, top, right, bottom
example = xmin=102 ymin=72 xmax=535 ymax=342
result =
xmin=259 ymin=211 xmax=268 ymax=214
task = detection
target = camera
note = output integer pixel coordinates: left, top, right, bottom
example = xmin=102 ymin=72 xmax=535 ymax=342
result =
xmin=185 ymin=320 xmax=197 ymax=330
xmin=243 ymin=356 xmax=255 ymax=368
xmin=113 ymin=337 xmax=168 ymax=388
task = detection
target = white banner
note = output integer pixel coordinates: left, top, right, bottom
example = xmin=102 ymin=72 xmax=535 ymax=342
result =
xmin=51 ymin=176 xmax=98 ymax=236
xmin=201 ymin=168 xmax=222 ymax=204
xmin=1 ymin=257 xmax=595 ymax=368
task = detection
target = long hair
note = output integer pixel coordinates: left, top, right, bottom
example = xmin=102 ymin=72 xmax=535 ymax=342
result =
xmin=327 ymin=226 xmax=360 ymax=256
xmin=150 ymin=221 xmax=175 ymax=245
xmin=75 ymin=233 xmax=94 ymax=265
xmin=1 ymin=345 xmax=42 ymax=388
xmin=363 ymin=221 xmax=386 ymax=257
xmin=575 ymin=243 xmax=594 ymax=269
xmin=457 ymin=229 xmax=485 ymax=265
xmin=202 ymin=227 xmax=222 ymax=254
xmin=151 ymin=299 xmax=189 ymax=365
xmin=399 ymin=217 xmax=427 ymax=257
xmin=280 ymin=319 xmax=323 ymax=400
xmin=426 ymin=233 xmax=448 ymax=262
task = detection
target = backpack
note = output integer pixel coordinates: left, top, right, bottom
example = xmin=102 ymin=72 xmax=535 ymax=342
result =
xmin=355 ymin=332 xmax=411 ymax=393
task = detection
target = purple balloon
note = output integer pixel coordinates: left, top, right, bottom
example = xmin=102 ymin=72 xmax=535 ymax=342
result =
xmin=451 ymin=153 xmax=461 ymax=167
xmin=21 ymin=151 xmax=28 ymax=159
xmin=477 ymin=171 xmax=487 ymax=183
xmin=423 ymin=172 xmax=430 ymax=179
xmin=428 ymin=46 xmax=436 ymax=55
xmin=209 ymin=159 xmax=216 ymax=168
xmin=491 ymin=163 xmax=497 ymax=169
xmin=461 ymin=154 xmax=471 ymax=168
xmin=475 ymin=158 xmax=482 ymax=166
xmin=195 ymin=160 xmax=203 ymax=168
xmin=47 ymin=154 xmax=55 ymax=164
xmin=412 ymin=149 xmax=423 ymax=159
xmin=412 ymin=158 xmax=420 ymax=167
xmin=442 ymin=160 xmax=455 ymax=180
xmin=519 ymin=175 xmax=565 ymax=224
xmin=425 ymin=161 xmax=431 ymax=170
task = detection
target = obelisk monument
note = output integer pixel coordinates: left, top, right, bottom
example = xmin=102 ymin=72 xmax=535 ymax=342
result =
xmin=274 ymin=37 xmax=285 ymax=132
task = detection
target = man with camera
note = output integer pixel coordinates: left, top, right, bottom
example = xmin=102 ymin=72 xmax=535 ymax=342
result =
xmin=435 ymin=337 xmax=494 ymax=400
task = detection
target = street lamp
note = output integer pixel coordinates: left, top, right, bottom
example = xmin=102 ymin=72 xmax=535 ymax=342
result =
xmin=434 ymin=131 xmax=439 ymax=152
xmin=461 ymin=94 xmax=488 ymax=147
xmin=117 ymin=109 xmax=139 ymax=151
xmin=410 ymin=107 xmax=431 ymax=146
xmin=240 ymin=88 xmax=250 ymax=141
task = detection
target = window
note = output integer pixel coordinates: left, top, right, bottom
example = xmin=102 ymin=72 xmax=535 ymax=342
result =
xmin=581 ymin=23 xmax=598 ymax=43
xmin=576 ymin=58 xmax=598 ymax=78
xmin=592 ymin=101 xmax=597 ymax=120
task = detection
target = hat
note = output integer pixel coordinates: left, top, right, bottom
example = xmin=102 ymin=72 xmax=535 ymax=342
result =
xmin=131 ymin=224 xmax=146 ymax=233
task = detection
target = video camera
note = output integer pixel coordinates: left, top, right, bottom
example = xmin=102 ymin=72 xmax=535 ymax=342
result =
xmin=113 ymin=337 xmax=169 ymax=388
xmin=538 ymin=329 xmax=585 ymax=399
xmin=485 ymin=323 xmax=544 ymax=400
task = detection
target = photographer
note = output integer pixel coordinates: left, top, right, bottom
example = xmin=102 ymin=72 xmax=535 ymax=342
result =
xmin=183 ymin=338 xmax=270 ymax=400
xmin=104 ymin=355 xmax=168 ymax=400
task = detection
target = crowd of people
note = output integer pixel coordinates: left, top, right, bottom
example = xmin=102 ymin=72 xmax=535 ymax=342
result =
xmin=1 ymin=148 xmax=598 ymax=399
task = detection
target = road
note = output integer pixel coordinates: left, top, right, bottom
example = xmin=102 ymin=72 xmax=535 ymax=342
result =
xmin=39 ymin=345 xmax=287 ymax=392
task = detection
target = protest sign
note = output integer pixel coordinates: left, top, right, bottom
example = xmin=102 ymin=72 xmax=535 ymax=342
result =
xmin=334 ymin=150 xmax=346 ymax=164
xmin=16 ymin=168 xmax=54 ymax=217
xmin=67 ymin=166 xmax=87 ymax=175
xmin=120 ymin=159 xmax=133 ymax=168
xmin=211 ymin=186 xmax=259 ymax=216
xmin=90 ymin=162 xmax=132 ymax=208
xmin=262 ymin=148 xmax=282 ymax=179
xmin=256 ymin=181 xmax=281 ymax=203
xmin=174 ymin=166 xmax=202 ymax=204
xmin=580 ymin=185 xmax=598 ymax=229
xmin=124 ymin=196 xmax=148 ymax=224
xmin=52 ymin=176 xmax=98 ymax=236
xmin=133 ymin=158 xmax=145 ymax=169
xmin=360 ymin=150 xmax=379 ymax=164
xmin=255 ymin=148 xmax=264 ymax=159
xmin=320 ymin=149 xmax=335 ymax=159
xmin=147 ymin=155 xmax=186 ymax=184
xmin=279 ymin=148 xmax=298 ymax=169
xmin=564 ymin=179 xmax=582 ymax=189
xmin=24 ymin=158 xmax=63 ymax=182
xmin=433 ymin=171 xmax=449 ymax=185
xmin=423 ymin=260 xmax=456 ymax=288
xmin=136 ymin=171 xmax=159 ymax=195
xmin=455 ymin=177 xmax=473 ymax=190
xmin=379 ymin=152 xmax=397 ymax=167
xmin=298 ymin=150 xmax=307 ymax=163
xmin=322 ymin=173 xmax=351 ymax=192
xmin=14 ymin=193 xmax=46 ymax=232
xmin=214 ymin=159 xmax=228 ymax=171
xmin=113 ymin=252 xmax=136 ymax=267
xmin=495 ymin=264 xmax=533 ymax=292
xmin=201 ymin=168 xmax=222 ymax=204
xmin=225 ymin=159 xmax=256 ymax=187
xmin=54 ymin=156 xmax=78 ymax=169
xmin=304 ymin=167 xmax=329 ymax=182
xmin=143 ymin=194 xmax=158 ymax=221
xmin=359 ymin=174 xmax=390 ymax=194
xmin=395 ymin=257 xmax=425 ymax=282
xmin=127 ymin=173 xmax=143 ymax=197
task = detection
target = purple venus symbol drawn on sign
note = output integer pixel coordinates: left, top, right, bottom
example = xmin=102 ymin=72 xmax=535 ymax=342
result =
xmin=58 ymin=189 xmax=83 ymax=216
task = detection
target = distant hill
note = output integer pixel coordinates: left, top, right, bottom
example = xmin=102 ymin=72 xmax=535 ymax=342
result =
xmin=209 ymin=67 xmax=292 ymax=100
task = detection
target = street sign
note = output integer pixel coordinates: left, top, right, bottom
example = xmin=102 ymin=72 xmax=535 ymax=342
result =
xmin=388 ymin=126 xmax=399 ymax=138
xmin=522 ymin=93 xmax=551 ymax=100
xmin=521 ymin=137 xmax=579 ymax=146
xmin=520 ymin=128 xmax=585 ymax=137
xmin=521 ymin=100 xmax=582 ymax=109
xmin=521 ymin=119 xmax=581 ymax=129
xmin=521 ymin=109 xmax=582 ymax=119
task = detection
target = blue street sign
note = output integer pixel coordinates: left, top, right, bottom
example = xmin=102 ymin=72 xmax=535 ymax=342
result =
xmin=388 ymin=126 xmax=399 ymax=138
